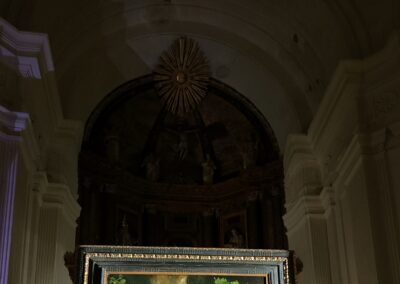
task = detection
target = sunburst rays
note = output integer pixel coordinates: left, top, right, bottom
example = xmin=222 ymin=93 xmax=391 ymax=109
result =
xmin=154 ymin=37 xmax=210 ymax=115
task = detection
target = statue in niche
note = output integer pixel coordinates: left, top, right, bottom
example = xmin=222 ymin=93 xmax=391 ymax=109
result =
xmin=166 ymin=126 xmax=200 ymax=162
xmin=238 ymin=133 xmax=259 ymax=170
xmin=201 ymin=154 xmax=215 ymax=185
xmin=177 ymin=132 xmax=188 ymax=160
xmin=117 ymin=215 xmax=132 ymax=245
xmin=143 ymin=154 xmax=160 ymax=181
xmin=117 ymin=215 xmax=138 ymax=246
xmin=225 ymin=228 xmax=244 ymax=248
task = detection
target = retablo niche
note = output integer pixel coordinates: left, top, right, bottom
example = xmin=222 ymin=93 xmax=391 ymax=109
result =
xmin=154 ymin=36 xmax=210 ymax=116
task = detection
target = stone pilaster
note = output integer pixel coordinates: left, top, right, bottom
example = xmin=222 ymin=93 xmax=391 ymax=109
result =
xmin=284 ymin=134 xmax=333 ymax=284
xmin=0 ymin=106 xmax=28 ymax=284
xmin=34 ymin=183 xmax=80 ymax=284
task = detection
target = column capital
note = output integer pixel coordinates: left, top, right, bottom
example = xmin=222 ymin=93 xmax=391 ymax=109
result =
xmin=284 ymin=134 xmax=322 ymax=205
xmin=0 ymin=105 xmax=29 ymax=135
xmin=0 ymin=17 xmax=54 ymax=79
xmin=283 ymin=195 xmax=325 ymax=233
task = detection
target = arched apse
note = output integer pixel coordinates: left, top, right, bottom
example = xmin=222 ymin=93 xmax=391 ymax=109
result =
xmin=78 ymin=75 xmax=287 ymax=249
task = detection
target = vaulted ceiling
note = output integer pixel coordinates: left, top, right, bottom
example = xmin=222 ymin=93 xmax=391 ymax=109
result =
xmin=1 ymin=0 xmax=398 ymax=149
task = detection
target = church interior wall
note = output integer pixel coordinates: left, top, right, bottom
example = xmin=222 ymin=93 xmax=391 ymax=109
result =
xmin=0 ymin=18 xmax=81 ymax=284
xmin=0 ymin=1 xmax=400 ymax=282
xmin=284 ymin=33 xmax=400 ymax=283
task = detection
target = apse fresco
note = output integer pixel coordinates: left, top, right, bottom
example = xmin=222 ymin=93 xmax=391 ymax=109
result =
xmin=107 ymin=274 xmax=267 ymax=284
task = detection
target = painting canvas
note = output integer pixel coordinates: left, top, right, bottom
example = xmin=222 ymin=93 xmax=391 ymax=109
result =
xmin=78 ymin=246 xmax=294 ymax=284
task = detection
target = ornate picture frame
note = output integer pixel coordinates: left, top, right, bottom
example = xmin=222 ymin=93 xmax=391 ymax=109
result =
xmin=78 ymin=246 xmax=295 ymax=284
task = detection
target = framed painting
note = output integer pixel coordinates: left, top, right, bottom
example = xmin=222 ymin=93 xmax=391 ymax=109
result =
xmin=78 ymin=246 xmax=295 ymax=284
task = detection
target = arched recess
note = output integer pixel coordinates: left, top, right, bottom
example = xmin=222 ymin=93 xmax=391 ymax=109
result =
xmin=77 ymin=75 xmax=287 ymax=250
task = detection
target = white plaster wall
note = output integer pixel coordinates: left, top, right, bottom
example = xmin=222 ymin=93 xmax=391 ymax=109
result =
xmin=0 ymin=18 xmax=81 ymax=284
xmin=284 ymin=33 xmax=400 ymax=284
xmin=338 ymin=167 xmax=378 ymax=283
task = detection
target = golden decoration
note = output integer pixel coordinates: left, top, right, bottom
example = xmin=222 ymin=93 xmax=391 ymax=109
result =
xmin=154 ymin=37 xmax=210 ymax=115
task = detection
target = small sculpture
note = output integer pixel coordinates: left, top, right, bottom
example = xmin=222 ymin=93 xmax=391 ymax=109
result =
xmin=177 ymin=133 xmax=188 ymax=160
xmin=202 ymin=155 xmax=215 ymax=185
xmin=118 ymin=215 xmax=132 ymax=246
xmin=226 ymin=228 xmax=244 ymax=248
xmin=237 ymin=132 xmax=260 ymax=170
xmin=143 ymin=154 xmax=160 ymax=181
xmin=117 ymin=215 xmax=139 ymax=246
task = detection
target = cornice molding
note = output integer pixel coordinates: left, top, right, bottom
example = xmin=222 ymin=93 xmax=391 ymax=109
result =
xmin=283 ymin=195 xmax=325 ymax=233
xmin=31 ymin=171 xmax=80 ymax=225
xmin=333 ymin=135 xmax=362 ymax=190
xmin=309 ymin=31 xmax=400 ymax=149
xmin=53 ymin=119 xmax=84 ymax=150
xmin=0 ymin=105 xmax=29 ymax=132
xmin=0 ymin=19 xmax=84 ymax=181
xmin=308 ymin=61 xmax=362 ymax=149
xmin=0 ymin=17 xmax=54 ymax=78
xmin=43 ymin=183 xmax=81 ymax=225
xmin=284 ymin=134 xmax=315 ymax=171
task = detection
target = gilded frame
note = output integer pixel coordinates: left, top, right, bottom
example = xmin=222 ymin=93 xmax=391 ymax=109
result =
xmin=78 ymin=246 xmax=295 ymax=284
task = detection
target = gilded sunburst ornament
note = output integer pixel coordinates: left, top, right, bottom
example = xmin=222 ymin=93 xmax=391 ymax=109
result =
xmin=154 ymin=37 xmax=210 ymax=115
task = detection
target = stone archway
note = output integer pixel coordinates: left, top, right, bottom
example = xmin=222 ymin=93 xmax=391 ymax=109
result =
xmin=77 ymin=75 xmax=287 ymax=250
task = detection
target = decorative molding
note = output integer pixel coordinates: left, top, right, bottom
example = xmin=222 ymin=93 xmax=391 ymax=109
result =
xmin=333 ymin=135 xmax=363 ymax=190
xmin=309 ymin=31 xmax=400 ymax=150
xmin=284 ymin=134 xmax=322 ymax=206
xmin=0 ymin=18 xmax=84 ymax=197
xmin=308 ymin=61 xmax=362 ymax=148
xmin=284 ymin=134 xmax=314 ymax=171
xmin=319 ymin=187 xmax=335 ymax=213
xmin=283 ymin=191 xmax=333 ymax=284
xmin=80 ymin=246 xmax=293 ymax=284
xmin=31 ymin=170 xmax=80 ymax=226
xmin=0 ymin=17 xmax=54 ymax=77
xmin=0 ymin=105 xmax=42 ymax=171
xmin=154 ymin=37 xmax=210 ymax=115
xmin=0 ymin=17 xmax=83 ymax=142
xmin=283 ymin=195 xmax=325 ymax=233
xmin=31 ymin=172 xmax=48 ymax=194
xmin=53 ymin=119 xmax=84 ymax=152
xmin=283 ymin=30 xmax=400 ymax=284
xmin=42 ymin=182 xmax=81 ymax=226
xmin=0 ymin=105 xmax=29 ymax=133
